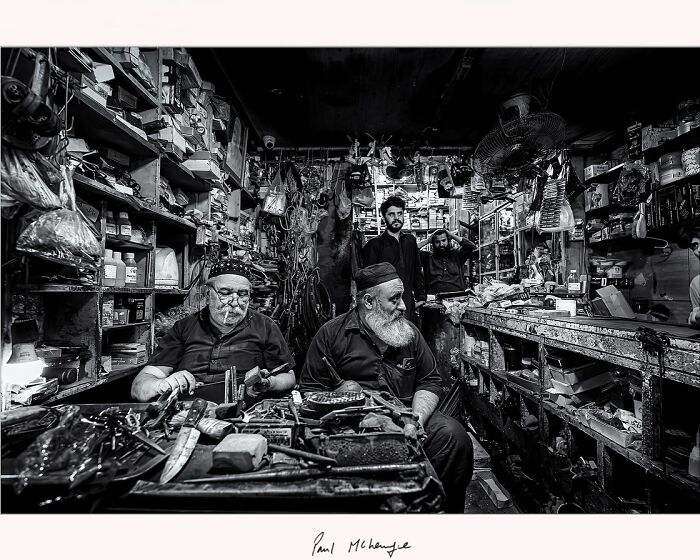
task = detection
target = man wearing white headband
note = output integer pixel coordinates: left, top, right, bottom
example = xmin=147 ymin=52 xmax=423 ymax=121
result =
xmin=131 ymin=258 xmax=295 ymax=403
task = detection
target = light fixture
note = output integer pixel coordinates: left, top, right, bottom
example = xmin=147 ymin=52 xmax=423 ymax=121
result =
xmin=2 ymin=319 xmax=46 ymax=388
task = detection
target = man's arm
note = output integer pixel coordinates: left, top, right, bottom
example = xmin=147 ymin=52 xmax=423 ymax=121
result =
xmin=417 ymin=235 xmax=432 ymax=250
xmin=409 ymin=328 xmax=443 ymax=423
xmin=450 ymin=230 xmax=476 ymax=260
xmin=412 ymin=390 xmax=440 ymax=427
xmin=263 ymin=318 xmax=297 ymax=390
xmin=131 ymin=365 xmax=174 ymax=401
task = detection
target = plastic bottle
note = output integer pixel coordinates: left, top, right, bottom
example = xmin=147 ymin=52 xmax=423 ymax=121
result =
xmin=103 ymin=249 xmax=117 ymax=287
xmin=113 ymin=251 xmax=126 ymax=287
xmin=579 ymin=273 xmax=589 ymax=299
xmin=116 ymin=212 xmax=132 ymax=241
xmin=124 ymin=252 xmax=138 ymax=286
xmin=567 ymin=269 xmax=581 ymax=295
xmin=105 ymin=211 xmax=117 ymax=237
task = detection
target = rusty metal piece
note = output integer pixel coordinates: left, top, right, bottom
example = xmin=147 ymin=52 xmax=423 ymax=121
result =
xmin=180 ymin=463 xmax=422 ymax=484
xmin=267 ymin=443 xmax=337 ymax=466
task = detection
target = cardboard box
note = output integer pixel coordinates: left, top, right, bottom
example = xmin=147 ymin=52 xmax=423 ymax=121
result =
xmin=94 ymin=82 xmax=113 ymax=99
xmin=474 ymin=470 xmax=512 ymax=509
xmin=111 ymin=48 xmax=140 ymax=69
xmin=149 ymin=126 xmax=186 ymax=158
xmin=586 ymin=415 xmax=637 ymax=448
xmin=550 ymin=370 xmax=613 ymax=395
xmin=596 ymin=285 xmax=635 ymax=319
xmin=184 ymin=151 xmax=221 ymax=180
xmin=584 ymin=164 xmax=610 ymax=181
xmin=99 ymin=147 xmax=130 ymax=167
xmin=82 ymin=86 xmax=108 ymax=107
xmin=110 ymin=355 xmax=147 ymax=367
xmin=92 ymin=63 xmax=115 ymax=83
xmin=114 ymin=184 xmax=134 ymax=196
xmin=554 ymin=298 xmax=577 ymax=317
xmin=111 ymin=86 xmax=138 ymax=110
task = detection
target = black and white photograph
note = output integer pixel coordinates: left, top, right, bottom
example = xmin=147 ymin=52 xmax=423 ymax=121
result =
xmin=1 ymin=7 xmax=700 ymax=548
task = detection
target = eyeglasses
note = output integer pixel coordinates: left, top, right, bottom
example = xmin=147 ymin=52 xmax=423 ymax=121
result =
xmin=210 ymin=286 xmax=250 ymax=303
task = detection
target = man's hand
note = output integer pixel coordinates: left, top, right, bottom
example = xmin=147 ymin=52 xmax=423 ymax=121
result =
xmin=157 ymin=370 xmax=196 ymax=396
xmin=402 ymin=414 xmax=426 ymax=444
xmin=246 ymin=368 xmax=272 ymax=398
xmin=415 ymin=300 xmax=426 ymax=309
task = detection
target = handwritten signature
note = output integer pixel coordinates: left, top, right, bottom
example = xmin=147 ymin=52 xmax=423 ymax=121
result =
xmin=312 ymin=531 xmax=411 ymax=558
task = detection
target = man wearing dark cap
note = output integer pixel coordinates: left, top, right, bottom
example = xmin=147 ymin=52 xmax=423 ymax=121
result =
xmin=299 ymin=263 xmax=473 ymax=513
xmin=131 ymin=258 xmax=295 ymax=403
xmin=362 ymin=195 xmax=426 ymax=322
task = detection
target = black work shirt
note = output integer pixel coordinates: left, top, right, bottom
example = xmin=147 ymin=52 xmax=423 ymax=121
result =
xmin=298 ymin=308 xmax=442 ymax=406
xmin=362 ymin=230 xmax=426 ymax=319
xmin=420 ymin=239 xmax=474 ymax=294
xmin=148 ymin=308 xmax=294 ymax=400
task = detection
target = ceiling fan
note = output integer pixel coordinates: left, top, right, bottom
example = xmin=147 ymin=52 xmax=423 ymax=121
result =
xmin=473 ymin=93 xmax=566 ymax=179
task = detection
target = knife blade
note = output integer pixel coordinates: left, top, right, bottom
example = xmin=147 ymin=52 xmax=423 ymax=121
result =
xmin=159 ymin=398 xmax=208 ymax=484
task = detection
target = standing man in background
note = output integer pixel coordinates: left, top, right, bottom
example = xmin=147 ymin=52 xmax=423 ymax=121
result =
xmin=418 ymin=229 xmax=476 ymax=295
xmin=362 ymin=195 xmax=426 ymax=323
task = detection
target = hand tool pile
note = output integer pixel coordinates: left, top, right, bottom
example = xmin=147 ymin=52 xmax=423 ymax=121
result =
xmin=1 ymin=388 xmax=428 ymax=504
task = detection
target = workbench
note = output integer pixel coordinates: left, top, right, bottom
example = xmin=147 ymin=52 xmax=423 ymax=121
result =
xmin=1 ymin=400 xmax=445 ymax=513
xmin=458 ymin=307 xmax=700 ymax=512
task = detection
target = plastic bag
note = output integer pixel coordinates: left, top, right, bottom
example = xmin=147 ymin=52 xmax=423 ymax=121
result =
xmin=1 ymin=145 xmax=62 ymax=211
xmin=612 ymin=163 xmax=650 ymax=205
xmin=262 ymin=190 xmax=287 ymax=216
xmin=336 ymin=181 xmax=352 ymax=220
xmin=262 ymin=168 xmax=288 ymax=216
xmin=16 ymin=163 xmax=101 ymax=265
xmin=352 ymin=186 xmax=375 ymax=208
xmin=14 ymin=405 xmax=96 ymax=492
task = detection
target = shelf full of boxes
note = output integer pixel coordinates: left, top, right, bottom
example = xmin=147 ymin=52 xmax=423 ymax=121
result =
xmin=477 ymin=176 xmax=518 ymax=283
xmin=579 ymin=99 xmax=700 ymax=321
xmin=459 ymin=307 xmax=700 ymax=512
xmin=353 ymin=162 xmax=459 ymax=247
xmin=2 ymin=47 xmax=254 ymax=407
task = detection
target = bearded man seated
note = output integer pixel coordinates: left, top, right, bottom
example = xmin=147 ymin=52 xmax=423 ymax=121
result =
xmin=299 ymin=263 xmax=473 ymax=513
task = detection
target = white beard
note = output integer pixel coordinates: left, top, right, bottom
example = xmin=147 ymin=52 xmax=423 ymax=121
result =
xmin=365 ymin=307 xmax=416 ymax=348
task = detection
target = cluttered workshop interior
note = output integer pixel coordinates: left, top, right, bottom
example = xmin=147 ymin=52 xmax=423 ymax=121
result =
xmin=1 ymin=47 xmax=700 ymax=514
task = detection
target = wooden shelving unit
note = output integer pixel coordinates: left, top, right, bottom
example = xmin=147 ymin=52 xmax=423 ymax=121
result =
xmin=3 ymin=48 xmax=255 ymax=406
xmin=460 ymin=307 xmax=700 ymax=512
xmin=478 ymin=199 xmax=516 ymax=281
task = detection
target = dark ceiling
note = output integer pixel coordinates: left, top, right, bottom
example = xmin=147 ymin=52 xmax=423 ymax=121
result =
xmin=190 ymin=48 xmax=700 ymax=153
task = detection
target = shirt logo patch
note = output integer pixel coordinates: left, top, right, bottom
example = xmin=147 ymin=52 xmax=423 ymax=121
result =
xmin=400 ymin=358 xmax=415 ymax=369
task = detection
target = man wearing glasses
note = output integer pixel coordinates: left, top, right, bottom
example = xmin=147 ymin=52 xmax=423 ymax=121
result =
xmin=131 ymin=258 xmax=295 ymax=403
